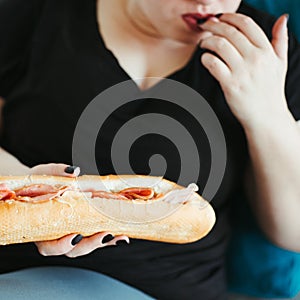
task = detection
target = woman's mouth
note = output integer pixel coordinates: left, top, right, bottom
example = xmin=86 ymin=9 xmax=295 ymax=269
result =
xmin=182 ymin=13 xmax=215 ymax=32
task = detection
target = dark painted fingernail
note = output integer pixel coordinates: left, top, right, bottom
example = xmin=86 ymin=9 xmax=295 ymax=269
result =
xmin=71 ymin=234 xmax=83 ymax=246
xmin=285 ymin=13 xmax=289 ymax=23
xmin=197 ymin=18 xmax=209 ymax=25
xmin=116 ymin=240 xmax=129 ymax=246
xmin=215 ymin=13 xmax=223 ymax=18
xmin=102 ymin=234 xmax=114 ymax=244
xmin=65 ymin=166 xmax=78 ymax=174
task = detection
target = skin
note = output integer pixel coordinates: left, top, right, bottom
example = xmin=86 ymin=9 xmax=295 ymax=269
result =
xmin=98 ymin=0 xmax=241 ymax=89
xmin=0 ymin=0 xmax=300 ymax=255
xmin=199 ymin=13 xmax=300 ymax=250
xmin=119 ymin=0 xmax=240 ymax=44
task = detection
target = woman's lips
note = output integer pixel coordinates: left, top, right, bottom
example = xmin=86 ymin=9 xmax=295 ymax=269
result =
xmin=182 ymin=13 xmax=215 ymax=32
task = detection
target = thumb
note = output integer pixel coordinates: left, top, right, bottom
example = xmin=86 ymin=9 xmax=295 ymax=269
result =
xmin=30 ymin=163 xmax=80 ymax=177
xmin=272 ymin=14 xmax=289 ymax=60
xmin=36 ymin=234 xmax=82 ymax=256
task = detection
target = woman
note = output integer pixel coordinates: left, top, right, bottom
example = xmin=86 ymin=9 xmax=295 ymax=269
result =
xmin=0 ymin=0 xmax=300 ymax=299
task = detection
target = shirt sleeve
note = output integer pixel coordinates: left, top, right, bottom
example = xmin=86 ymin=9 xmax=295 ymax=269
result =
xmin=286 ymin=32 xmax=300 ymax=121
xmin=0 ymin=0 xmax=45 ymax=98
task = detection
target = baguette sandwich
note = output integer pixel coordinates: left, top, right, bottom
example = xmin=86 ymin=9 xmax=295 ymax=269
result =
xmin=0 ymin=175 xmax=215 ymax=245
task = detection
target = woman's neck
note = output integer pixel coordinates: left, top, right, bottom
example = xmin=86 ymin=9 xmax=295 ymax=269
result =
xmin=97 ymin=0 xmax=198 ymax=90
xmin=100 ymin=0 xmax=197 ymax=51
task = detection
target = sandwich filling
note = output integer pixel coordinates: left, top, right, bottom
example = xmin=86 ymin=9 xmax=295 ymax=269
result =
xmin=0 ymin=183 xmax=160 ymax=203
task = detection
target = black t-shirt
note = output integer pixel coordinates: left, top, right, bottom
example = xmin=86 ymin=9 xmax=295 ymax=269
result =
xmin=0 ymin=1 xmax=300 ymax=299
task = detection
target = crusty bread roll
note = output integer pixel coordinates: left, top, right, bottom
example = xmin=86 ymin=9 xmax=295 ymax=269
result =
xmin=0 ymin=175 xmax=215 ymax=245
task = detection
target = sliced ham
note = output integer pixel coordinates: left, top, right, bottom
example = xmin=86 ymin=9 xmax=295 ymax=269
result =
xmin=118 ymin=187 xmax=155 ymax=200
xmin=0 ymin=191 xmax=16 ymax=201
xmin=87 ymin=188 xmax=156 ymax=200
xmin=0 ymin=183 xmax=156 ymax=203
xmin=17 ymin=185 xmax=73 ymax=203
xmin=17 ymin=193 xmax=58 ymax=203
xmin=0 ymin=184 xmax=16 ymax=200
xmin=15 ymin=184 xmax=59 ymax=197
xmin=91 ymin=190 xmax=129 ymax=200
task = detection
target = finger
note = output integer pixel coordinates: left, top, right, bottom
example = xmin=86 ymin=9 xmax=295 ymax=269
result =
xmin=30 ymin=163 xmax=80 ymax=177
xmin=201 ymin=52 xmax=231 ymax=83
xmin=102 ymin=234 xmax=130 ymax=246
xmin=272 ymin=14 xmax=289 ymax=60
xmin=199 ymin=18 xmax=254 ymax=57
xmin=216 ymin=13 xmax=272 ymax=49
xmin=200 ymin=35 xmax=242 ymax=71
xmin=65 ymin=233 xmax=130 ymax=258
xmin=35 ymin=234 xmax=83 ymax=256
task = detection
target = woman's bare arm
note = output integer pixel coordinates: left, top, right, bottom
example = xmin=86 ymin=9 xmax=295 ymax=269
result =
xmin=244 ymin=115 xmax=300 ymax=251
xmin=0 ymin=147 xmax=30 ymax=175
xmin=199 ymin=14 xmax=300 ymax=251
